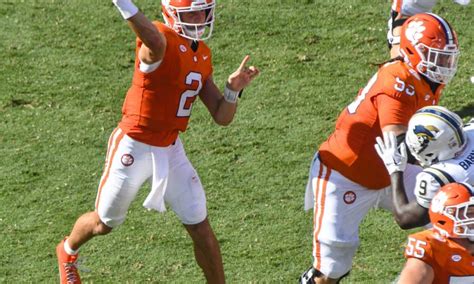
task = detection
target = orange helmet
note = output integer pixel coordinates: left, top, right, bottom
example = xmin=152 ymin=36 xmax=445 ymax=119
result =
xmin=161 ymin=0 xmax=215 ymax=41
xmin=429 ymin=183 xmax=474 ymax=241
xmin=399 ymin=13 xmax=460 ymax=84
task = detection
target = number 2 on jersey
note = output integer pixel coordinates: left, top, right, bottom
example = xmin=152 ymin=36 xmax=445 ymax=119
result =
xmin=177 ymin=72 xmax=203 ymax=117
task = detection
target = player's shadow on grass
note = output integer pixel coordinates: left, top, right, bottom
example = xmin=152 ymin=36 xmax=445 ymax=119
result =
xmin=456 ymin=103 xmax=474 ymax=119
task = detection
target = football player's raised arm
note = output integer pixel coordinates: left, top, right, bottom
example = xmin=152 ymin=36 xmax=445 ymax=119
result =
xmin=112 ymin=0 xmax=166 ymax=64
xmin=398 ymin=258 xmax=434 ymax=284
xmin=381 ymin=126 xmax=430 ymax=229
xmin=375 ymin=130 xmax=429 ymax=229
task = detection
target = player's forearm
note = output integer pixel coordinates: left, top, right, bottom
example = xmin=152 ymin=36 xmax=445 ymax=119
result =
xmin=390 ymin=172 xmax=429 ymax=230
xmin=127 ymin=13 xmax=166 ymax=57
xmin=113 ymin=0 xmax=166 ymax=57
xmin=213 ymin=99 xmax=237 ymax=126
xmin=390 ymin=172 xmax=423 ymax=229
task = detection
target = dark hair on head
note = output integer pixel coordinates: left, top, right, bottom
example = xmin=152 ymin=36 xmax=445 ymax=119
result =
xmin=372 ymin=55 xmax=404 ymax=69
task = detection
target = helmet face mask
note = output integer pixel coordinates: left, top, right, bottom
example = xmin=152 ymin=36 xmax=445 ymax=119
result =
xmin=162 ymin=0 xmax=215 ymax=41
xmin=415 ymin=43 xmax=460 ymax=84
xmin=405 ymin=106 xmax=466 ymax=167
xmin=442 ymin=203 xmax=474 ymax=241
xmin=430 ymin=183 xmax=474 ymax=242
xmin=400 ymin=13 xmax=460 ymax=84
xmin=450 ymin=203 xmax=474 ymax=241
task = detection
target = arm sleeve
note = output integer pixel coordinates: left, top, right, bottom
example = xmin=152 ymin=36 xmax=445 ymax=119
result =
xmin=374 ymin=94 xmax=416 ymax=128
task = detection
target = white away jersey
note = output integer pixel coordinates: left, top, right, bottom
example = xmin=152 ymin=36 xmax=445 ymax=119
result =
xmin=414 ymin=125 xmax=474 ymax=208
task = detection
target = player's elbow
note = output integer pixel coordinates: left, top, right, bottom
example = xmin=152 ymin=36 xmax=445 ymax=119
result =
xmin=148 ymin=42 xmax=165 ymax=57
xmin=145 ymin=34 xmax=166 ymax=57
xmin=393 ymin=205 xmax=431 ymax=229
xmin=394 ymin=215 xmax=429 ymax=230
xmin=212 ymin=108 xmax=235 ymax=126
xmin=396 ymin=218 xmax=417 ymax=230
xmin=393 ymin=211 xmax=418 ymax=230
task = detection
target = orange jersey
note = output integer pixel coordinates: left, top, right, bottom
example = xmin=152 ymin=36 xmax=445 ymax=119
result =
xmin=119 ymin=22 xmax=213 ymax=147
xmin=391 ymin=0 xmax=403 ymax=13
xmin=405 ymin=230 xmax=474 ymax=283
xmin=319 ymin=61 xmax=443 ymax=189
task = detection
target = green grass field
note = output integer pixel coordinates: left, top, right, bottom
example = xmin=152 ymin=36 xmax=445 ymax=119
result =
xmin=1 ymin=0 xmax=473 ymax=282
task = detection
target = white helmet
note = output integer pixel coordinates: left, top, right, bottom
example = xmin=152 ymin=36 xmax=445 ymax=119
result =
xmin=406 ymin=106 xmax=466 ymax=166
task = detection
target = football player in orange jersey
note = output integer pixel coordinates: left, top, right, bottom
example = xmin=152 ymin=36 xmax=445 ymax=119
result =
xmin=300 ymin=13 xmax=460 ymax=284
xmin=387 ymin=0 xmax=470 ymax=58
xmin=398 ymin=182 xmax=474 ymax=284
xmin=55 ymin=0 xmax=259 ymax=283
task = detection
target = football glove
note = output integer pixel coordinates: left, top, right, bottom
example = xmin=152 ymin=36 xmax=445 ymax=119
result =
xmin=374 ymin=131 xmax=408 ymax=175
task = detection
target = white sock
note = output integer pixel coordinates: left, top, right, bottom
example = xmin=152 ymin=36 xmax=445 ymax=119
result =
xmin=64 ymin=239 xmax=79 ymax=255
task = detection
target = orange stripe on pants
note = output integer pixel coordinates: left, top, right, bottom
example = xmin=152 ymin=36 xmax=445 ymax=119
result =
xmin=313 ymin=162 xmax=331 ymax=271
xmin=95 ymin=131 xmax=125 ymax=210
xmin=104 ymin=127 xmax=119 ymax=166
xmin=312 ymin=161 xmax=324 ymax=246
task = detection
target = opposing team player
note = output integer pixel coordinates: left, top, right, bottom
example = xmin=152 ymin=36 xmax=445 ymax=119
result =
xmin=387 ymin=0 xmax=470 ymax=58
xmin=375 ymin=106 xmax=473 ymax=229
xmin=398 ymin=182 xmax=474 ymax=283
xmin=55 ymin=0 xmax=259 ymax=283
xmin=300 ymin=13 xmax=460 ymax=284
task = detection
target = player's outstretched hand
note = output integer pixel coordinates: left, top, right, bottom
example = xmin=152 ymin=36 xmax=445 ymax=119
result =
xmin=374 ymin=131 xmax=408 ymax=175
xmin=227 ymin=55 xmax=260 ymax=92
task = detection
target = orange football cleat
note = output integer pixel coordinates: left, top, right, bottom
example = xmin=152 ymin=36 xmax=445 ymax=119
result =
xmin=56 ymin=238 xmax=81 ymax=284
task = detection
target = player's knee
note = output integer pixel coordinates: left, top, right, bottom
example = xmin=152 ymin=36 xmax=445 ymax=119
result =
xmin=186 ymin=218 xmax=208 ymax=232
xmin=323 ymin=264 xmax=350 ymax=280
xmin=94 ymin=217 xmax=113 ymax=235
xmin=178 ymin=204 xmax=207 ymax=227
xmin=185 ymin=218 xmax=214 ymax=240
